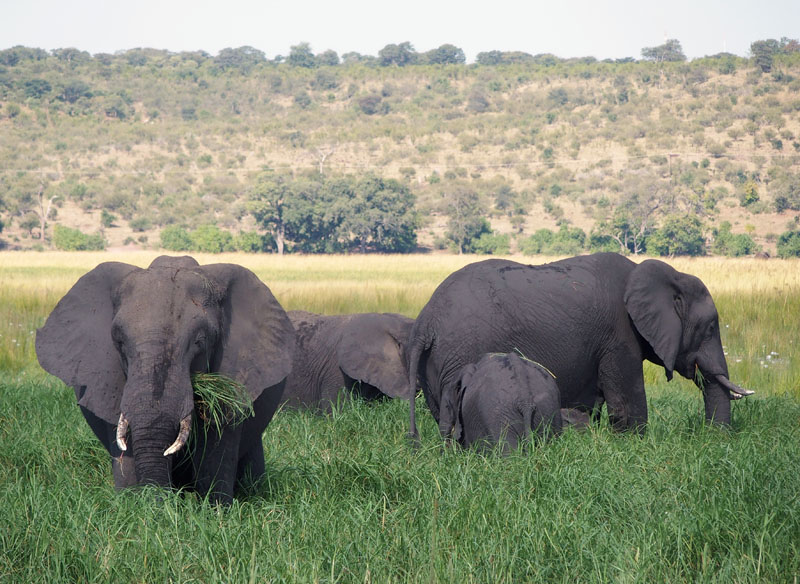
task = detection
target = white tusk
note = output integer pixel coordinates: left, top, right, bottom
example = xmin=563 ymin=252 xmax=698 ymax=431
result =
xmin=163 ymin=415 xmax=192 ymax=457
xmin=116 ymin=414 xmax=129 ymax=452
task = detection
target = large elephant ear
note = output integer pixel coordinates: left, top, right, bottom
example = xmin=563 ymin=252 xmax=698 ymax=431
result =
xmin=336 ymin=313 xmax=414 ymax=399
xmin=36 ymin=262 xmax=141 ymax=424
xmin=201 ymin=264 xmax=295 ymax=401
xmin=623 ymin=259 xmax=683 ymax=380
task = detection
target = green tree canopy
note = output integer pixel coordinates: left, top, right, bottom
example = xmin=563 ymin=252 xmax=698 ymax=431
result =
xmin=378 ymin=42 xmax=417 ymax=67
xmin=641 ymin=39 xmax=686 ymax=62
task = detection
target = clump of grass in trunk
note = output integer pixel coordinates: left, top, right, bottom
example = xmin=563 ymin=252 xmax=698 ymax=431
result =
xmin=191 ymin=373 xmax=254 ymax=429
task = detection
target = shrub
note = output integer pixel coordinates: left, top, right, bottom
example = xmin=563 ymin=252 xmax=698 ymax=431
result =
xmin=711 ymin=222 xmax=757 ymax=257
xmin=190 ymin=225 xmax=234 ymax=253
xmin=469 ymin=232 xmax=510 ymax=255
xmin=233 ymin=231 xmax=272 ymax=253
xmin=648 ymin=215 xmax=706 ymax=256
xmin=160 ymin=225 xmax=192 ymax=251
xmin=776 ymin=230 xmax=800 ymax=258
xmin=52 ymin=225 xmax=106 ymax=251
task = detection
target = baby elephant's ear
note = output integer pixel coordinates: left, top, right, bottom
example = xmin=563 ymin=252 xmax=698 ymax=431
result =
xmin=201 ymin=264 xmax=295 ymax=401
xmin=36 ymin=262 xmax=141 ymax=424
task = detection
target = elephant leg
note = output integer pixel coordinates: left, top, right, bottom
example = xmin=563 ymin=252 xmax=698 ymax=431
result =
xmin=112 ymin=454 xmax=137 ymax=489
xmin=598 ymin=351 xmax=647 ymax=433
xmin=192 ymin=425 xmax=241 ymax=505
xmin=236 ymin=440 xmax=265 ymax=488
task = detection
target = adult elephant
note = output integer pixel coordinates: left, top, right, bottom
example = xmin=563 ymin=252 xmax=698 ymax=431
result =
xmin=407 ymin=252 xmax=753 ymax=440
xmin=283 ymin=311 xmax=414 ymax=413
xmin=36 ymin=256 xmax=295 ymax=504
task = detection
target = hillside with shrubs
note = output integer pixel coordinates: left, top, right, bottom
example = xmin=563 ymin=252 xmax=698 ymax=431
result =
xmin=1 ymin=39 xmax=800 ymax=256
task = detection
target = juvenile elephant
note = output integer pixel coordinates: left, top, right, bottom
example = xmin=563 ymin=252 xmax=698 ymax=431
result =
xmin=407 ymin=253 xmax=753 ymax=441
xmin=453 ymin=352 xmax=563 ymax=452
xmin=283 ymin=311 xmax=414 ymax=413
xmin=36 ymin=256 xmax=295 ymax=504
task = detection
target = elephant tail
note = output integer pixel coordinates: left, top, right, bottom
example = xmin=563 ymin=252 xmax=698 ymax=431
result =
xmin=406 ymin=323 xmax=432 ymax=448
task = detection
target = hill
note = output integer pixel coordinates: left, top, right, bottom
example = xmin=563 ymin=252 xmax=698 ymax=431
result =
xmin=1 ymin=46 xmax=800 ymax=255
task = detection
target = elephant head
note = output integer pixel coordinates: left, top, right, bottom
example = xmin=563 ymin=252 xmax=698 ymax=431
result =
xmin=36 ymin=256 xmax=294 ymax=489
xmin=284 ymin=311 xmax=414 ymax=412
xmin=624 ymin=259 xmax=753 ymax=425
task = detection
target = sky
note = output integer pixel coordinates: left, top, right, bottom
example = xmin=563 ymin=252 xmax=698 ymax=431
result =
xmin=2 ymin=0 xmax=798 ymax=62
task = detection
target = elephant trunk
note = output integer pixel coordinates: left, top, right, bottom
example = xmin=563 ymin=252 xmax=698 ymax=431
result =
xmin=701 ymin=379 xmax=732 ymax=426
xmin=128 ymin=413 xmax=182 ymax=488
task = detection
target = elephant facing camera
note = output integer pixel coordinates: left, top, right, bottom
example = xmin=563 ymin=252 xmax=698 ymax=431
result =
xmin=36 ymin=255 xmax=295 ymax=504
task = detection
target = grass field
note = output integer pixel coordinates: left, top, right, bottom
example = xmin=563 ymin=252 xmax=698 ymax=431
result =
xmin=1 ymin=252 xmax=799 ymax=582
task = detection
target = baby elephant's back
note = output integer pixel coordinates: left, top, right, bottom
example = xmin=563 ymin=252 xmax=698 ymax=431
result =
xmin=459 ymin=353 xmax=562 ymax=450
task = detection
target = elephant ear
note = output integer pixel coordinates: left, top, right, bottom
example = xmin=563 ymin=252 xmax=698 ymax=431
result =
xmin=623 ymin=259 xmax=683 ymax=380
xmin=201 ymin=264 xmax=295 ymax=401
xmin=36 ymin=262 xmax=141 ymax=424
xmin=336 ymin=313 xmax=414 ymax=399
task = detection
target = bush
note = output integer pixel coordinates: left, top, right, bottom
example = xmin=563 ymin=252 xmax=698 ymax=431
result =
xmin=190 ymin=225 xmax=234 ymax=253
xmin=648 ymin=215 xmax=706 ymax=256
xmin=233 ymin=231 xmax=272 ymax=253
xmin=711 ymin=222 xmax=757 ymax=257
xmin=52 ymin=225 xmax=106 ymax=251
xmin=160 ymin=225 xmax=192 ymax=251
xmin=776 ymin=230 xmax=800 ymax=258
xmin=469 ymin=232 xmax=510 ymax=255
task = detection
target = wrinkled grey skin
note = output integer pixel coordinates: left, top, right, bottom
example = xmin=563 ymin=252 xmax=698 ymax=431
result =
xmin=284 ymin=311 xmax=414 ymax=413
xmin=36 ymin=256 xmax=295 ymax=504
xmin=453 ymin=353 xmax=563 ymax=452
xmin=408 ymin=253 xmax=753 ymax=441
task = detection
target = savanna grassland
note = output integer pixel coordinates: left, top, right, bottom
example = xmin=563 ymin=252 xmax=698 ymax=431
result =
xmin=1 ymin=252 xmax=799 ymax=582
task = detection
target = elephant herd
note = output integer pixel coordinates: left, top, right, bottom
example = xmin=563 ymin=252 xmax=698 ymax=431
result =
xmin=36 ymin=253 xmax=753 ymax=503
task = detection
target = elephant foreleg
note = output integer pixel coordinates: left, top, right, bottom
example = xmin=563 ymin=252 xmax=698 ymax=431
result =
xmin=598 ymin=351 xmax=648 ymax=433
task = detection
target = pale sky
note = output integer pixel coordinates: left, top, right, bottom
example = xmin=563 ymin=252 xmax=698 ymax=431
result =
xmin=1 ymin=0 xmax=798 ymax=62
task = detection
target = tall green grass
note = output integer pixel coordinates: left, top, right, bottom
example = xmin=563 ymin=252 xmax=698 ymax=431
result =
xmin=1 ymin=378 xmax=799 ymax=582
xmin=1 ymin=253 xmax=799 ymax=582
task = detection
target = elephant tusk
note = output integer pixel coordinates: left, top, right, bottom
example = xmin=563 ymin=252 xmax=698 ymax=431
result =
xmin=116 ymin=414 xmax=129 ymax=452
xmin=163 ymin=415 xmax=192 ymax=457
xmin=715 ymin=375 xmax=755 ymax=400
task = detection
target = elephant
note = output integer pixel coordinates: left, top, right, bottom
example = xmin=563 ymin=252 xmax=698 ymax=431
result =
xmin=283 ymin=310 xmax=414 ymax=413
xmin=452 ymin=352 xmax=563 ymax=452
xmin=407 ymin=252 xmax=753 ymax=441
xmin=36 ymin=255 xmax=295 ymax=504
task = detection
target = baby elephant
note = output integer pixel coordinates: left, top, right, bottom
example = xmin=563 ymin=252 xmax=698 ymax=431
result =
xmin=450 ymin=352 xmax=564 ymax=452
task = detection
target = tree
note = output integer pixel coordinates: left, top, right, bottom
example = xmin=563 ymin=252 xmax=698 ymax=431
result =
xmin=777 ymin=230 xmax=800 ymax=258
xmin=337 ymin=175 xmax=418 ymax=253
xmin=23 ymin=78 xmax=52 ymax=99
xmin=58 ymin=80 xmax=92 ymax=104
xmin=248 ymin=173 xmax=293 ymax=255
xmin=442 ymin=187 xmax=488 ymax=254
xmin=422 ymin=44 xmax=466 ymax=65
xmin=647 ymin=214 xmax=706 ymax=256
xmin=750 ymin=39 xmax=780 ymax=72
xmin=316 ymin=49 xmax=340 ymax=66
xmin=711 ymin=221 xmax=757 ymax=257
xmin=641 ymin=39 xmax=686 ymax=62
xmin=592 ymin=180 xmax=668 ymax=254
xmin=378 ymin=42 xmax=417 ymax=67
xmin=214 ymin=46 xmax=266 ymax=72
xmin=288 ymin=42 xmax=316 ymax=68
